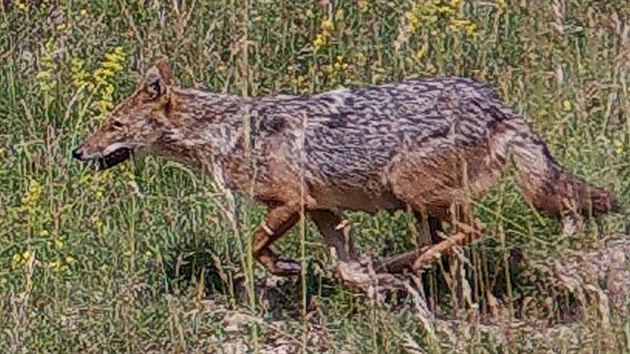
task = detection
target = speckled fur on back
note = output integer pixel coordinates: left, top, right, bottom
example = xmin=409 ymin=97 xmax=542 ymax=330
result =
xmin=163 ymin=76 xmax=618 ymax=217
xmin=74 ymin=58 xmax=621 ymax=278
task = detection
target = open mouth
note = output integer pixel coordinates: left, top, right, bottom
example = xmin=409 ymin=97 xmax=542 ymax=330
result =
xmin=96 ymin=147 xmax=132 ymax=170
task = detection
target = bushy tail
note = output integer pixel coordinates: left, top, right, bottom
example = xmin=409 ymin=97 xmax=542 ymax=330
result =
xmin=498 ymin=120 xmax=622 ymax=219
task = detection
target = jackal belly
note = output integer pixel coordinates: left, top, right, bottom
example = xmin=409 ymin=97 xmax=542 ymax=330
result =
xmin=307 ymin=180 xmax=403 ymax=214
xmin=303 ymin=141 xmax=402 ymax=213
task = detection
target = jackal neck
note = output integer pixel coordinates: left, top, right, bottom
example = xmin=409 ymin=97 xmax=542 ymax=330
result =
xmin=154 ymin=87 xmax=253 ymax=172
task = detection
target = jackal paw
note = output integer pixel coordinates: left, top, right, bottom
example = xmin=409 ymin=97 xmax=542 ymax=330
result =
xmin=334 ymin=259 xmax=403 ymax=293
xmin=269 ymin=259 xmax=302 ymax=277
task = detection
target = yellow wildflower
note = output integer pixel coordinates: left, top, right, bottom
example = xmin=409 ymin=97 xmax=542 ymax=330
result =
xmin=313 ymin=34 xmax=328 ymax=50
xmin=89 ymin=215 xmax=103 ymax=230
xmin=449 ymin=18 xmax=478 ymax=36
xmin=313 ymin=18 xmax=335 ymax=51
xmin=333 ymin=56 xmax=349 ymax=71
xmin=102 ymin=61 xmax=123 ymax=72
xmin=12 ymin=249 xmax=32 ymax=269
xmin=21 ymin=180 xmax=43 ymax=212
xmin=358 ymin=0 xmax=369 ymax=12
xmin=47 ymin=261 xmax=63 ymax=272
xmin=94 ymin=68 xmax=116 ymax=80
xmin=354 ymin=52 xmax=366 ymax=67
xmin=335 ymin=8 xmax=344 ymax=21
xmin=48 ymin=258 xmax=72 ymax=273
xmin=562 ymin=100 xmax=572 ymax=112
xmin=105 ymin=48 xmax=125 ymax=65
xmin=436 ymin=5 xmax=455 ymax=15
xmin=290 ymin=75 xmax=306 ymax=90
xmin=414 ymin=43 xmax=429 ymax=60
xmin=11 ymin=254 xmax=22 ymax=269
xmin=614 ymin=140 xmax=624 ymax=155
xmin=36 ymin=71 xmax=52 ymax=80
xmin=37 ymin=37 xmax=58 ymax=94
xmin=15 ymin=0 xmax=28 ymax=10
xmin=92 ymin=46 xmax=126 ymax=118
xmin=405 ymin=10 xmax=420 ymax=31
xmin=321 ymin=19 xmax=334 ymax=32
xmin=71 ymin=58 xmax=91 ymax=90
xmin=54 ymin=238 xmax=64 ymax=249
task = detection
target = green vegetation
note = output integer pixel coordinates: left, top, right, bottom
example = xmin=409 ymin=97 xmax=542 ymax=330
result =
xmin=1 ymin=0 xmax=628 ymax=352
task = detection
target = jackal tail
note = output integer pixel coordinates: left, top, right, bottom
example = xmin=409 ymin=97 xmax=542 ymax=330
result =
xmin=498 ymin=119 xmax=622 ymax=219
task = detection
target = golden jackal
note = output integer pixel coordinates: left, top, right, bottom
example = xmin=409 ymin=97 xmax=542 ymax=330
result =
xmin=73 ymin=58 xmax=620 ymax=284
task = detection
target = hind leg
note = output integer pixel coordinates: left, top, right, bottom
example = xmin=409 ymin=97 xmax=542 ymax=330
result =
xmin=375 ymin=206 xmax=484 ymax=273
xmin=372 ymin=210 xmax=444 ymax=272
xmin=381 ymin=141 xmax=498 ymax=273
xmin=310 ymin=210 xmax=358 ymax=262
xmin=412 ymin=206 xmax=484 ymax=271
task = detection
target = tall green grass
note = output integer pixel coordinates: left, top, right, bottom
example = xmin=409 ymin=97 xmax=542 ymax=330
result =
xmin=1 ymin=0 xmax=628 ymax=352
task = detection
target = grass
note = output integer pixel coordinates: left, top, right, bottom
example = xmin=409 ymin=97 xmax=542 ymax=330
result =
xmin=1 ymin=0 xmax=629 ymax=353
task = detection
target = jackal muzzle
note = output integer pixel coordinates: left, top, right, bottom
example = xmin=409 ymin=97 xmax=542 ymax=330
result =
xmin=72 ymin=146 xmax=132 ymax=171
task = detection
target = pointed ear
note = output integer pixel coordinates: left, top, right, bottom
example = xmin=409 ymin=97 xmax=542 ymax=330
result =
xmin=143 ymin=57 xmax=172 ymax=99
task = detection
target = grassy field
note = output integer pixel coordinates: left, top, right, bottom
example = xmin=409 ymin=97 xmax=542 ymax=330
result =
xmin=1 ymin=0 xmax=630 ymax=353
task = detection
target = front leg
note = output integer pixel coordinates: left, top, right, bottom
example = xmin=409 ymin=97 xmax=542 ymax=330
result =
xmin=309 ymin=210 xmax=358 ymax=262
xmin=252 ymin=204 xmax=301 ymax=276
xmin=412 ymin=210 xmax=445 ymax=245
xmin=310 ymin=209 xmax=407 ymax=290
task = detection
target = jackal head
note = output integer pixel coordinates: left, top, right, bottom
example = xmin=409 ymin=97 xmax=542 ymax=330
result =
xmin=72 ymin=58 xmax=173 ymax=170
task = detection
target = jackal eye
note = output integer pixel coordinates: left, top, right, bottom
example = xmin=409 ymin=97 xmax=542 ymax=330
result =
xmin=112 ymin=121 xmax=124 ymax=129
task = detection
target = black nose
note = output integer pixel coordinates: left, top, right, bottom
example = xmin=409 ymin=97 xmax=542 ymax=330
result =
xmin=72 ymin=147 xmax=83 ymax=160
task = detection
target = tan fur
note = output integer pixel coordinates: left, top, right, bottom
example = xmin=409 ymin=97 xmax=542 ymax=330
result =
xmin=73 ymin=58 xmax=621 ymax=283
